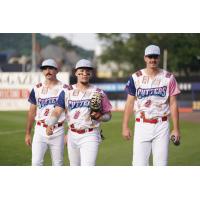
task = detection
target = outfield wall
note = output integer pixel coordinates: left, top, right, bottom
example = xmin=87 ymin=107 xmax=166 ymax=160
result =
xmin=0 ymin=72 xmax=69 ymax=111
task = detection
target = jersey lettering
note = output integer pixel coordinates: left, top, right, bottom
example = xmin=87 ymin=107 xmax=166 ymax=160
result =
xmin=137 ymin=86 xmax=167 ymax=99
xmin=38 ymin=97 xmax=58 ymax=109
xmin=68 ymin=99 xmax=90 ymax=110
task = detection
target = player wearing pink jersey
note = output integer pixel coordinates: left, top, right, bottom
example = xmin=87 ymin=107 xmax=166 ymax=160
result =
xmin=46 ymin=59 xmax=112 ymax=166
xmin=25 ymin=59 xmax=66 ymax=166
xmin=122 ymin=45 xmax=181 ymax=166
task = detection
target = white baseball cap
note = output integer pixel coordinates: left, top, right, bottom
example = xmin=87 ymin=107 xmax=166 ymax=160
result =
xmin=145 ymin=45 xmax=160 ymax=56
xmin=75 ymin=59 xmax=93 ymax=70
xmin=40 ymin=59 xmax=58 ymax=69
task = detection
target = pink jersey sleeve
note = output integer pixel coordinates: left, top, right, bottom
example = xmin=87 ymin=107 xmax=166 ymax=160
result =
xmin=169 ymin=75 xmax=181 ymax=96
xmin=101 ymin=93 xmax=112 ymax=113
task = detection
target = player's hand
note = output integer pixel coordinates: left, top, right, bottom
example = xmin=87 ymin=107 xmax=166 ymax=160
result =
xmin=170 ymin=129 xmax=181 ymax=145
xmin=25 ymin=134 xmax=32 ymax=147
xmin=90 ymin=111 xmax=102 ymax=120
xmin=46 ymin=126 xmax=54 ymax=136
xmin=122 ymin=127 xmax=132 ymax=140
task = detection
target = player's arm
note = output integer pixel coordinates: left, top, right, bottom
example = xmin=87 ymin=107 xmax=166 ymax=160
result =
xmin=25 ymin=104 xmax=37 ymax=147
xmin=99 ymin=93 xmax=112 ymax=122
xmin=98 ymin=111 xmax=112 ymax=122
xmin=46 ymin=106 xmax=65 ymax=136
xmin=122 ymin=94 xmax=135 ymax=140
xmin=46 ymin=90 xmax=66 ymax=135
xmin=169 ymin=95 xmax=181 ymax=141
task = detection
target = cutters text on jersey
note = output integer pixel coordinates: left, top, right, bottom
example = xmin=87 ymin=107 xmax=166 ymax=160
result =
xmin=38 ymin=97 xmax=58 ymax=109
xmin=137 ymin=86 xmax=167 ymax=99
xmin=68 ymin=99 xmax=90 ymax=110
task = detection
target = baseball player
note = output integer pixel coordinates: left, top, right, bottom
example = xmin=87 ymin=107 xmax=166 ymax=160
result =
xmin=46 ymin=59 xmax=112 ymax=166
xmin=122 ymin=45 xmax=181 ymax=166
xmin=25 ymin=59 xmax=67 ymax=166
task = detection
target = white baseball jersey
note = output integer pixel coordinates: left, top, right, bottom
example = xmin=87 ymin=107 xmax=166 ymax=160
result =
xmin=28 ymin=81 xmax=66 ymax=165
xmin=56 ymin=84 xmax=112 ymax=129
xmin=125 ymin=68 xmax=181 ymax=119
xmin=28 ymin=81 xmax=66 ymax=125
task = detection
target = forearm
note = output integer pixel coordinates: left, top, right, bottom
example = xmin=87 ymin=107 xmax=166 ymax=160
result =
xmin=170 ymin=99 xmax=180 ymax=131
xmin=26 ymin=112 xmax=35 ymax=135
xmin=123 ymin=101 xmax=134 ymax=129
xmin=100 ymin=112 xmax=112 ymax=122
xmin=123 ymin=109 xmax=133 ymax=129
xmin=47 ymin=106 xmax=64 ymax=126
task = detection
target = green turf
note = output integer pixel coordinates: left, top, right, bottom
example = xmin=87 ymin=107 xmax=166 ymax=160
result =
xmin=0 ymin=111 xmax=199 ymax=166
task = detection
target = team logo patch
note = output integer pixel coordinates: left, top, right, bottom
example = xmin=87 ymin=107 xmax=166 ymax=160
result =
xmin=36 ymin=83 xmax=42 ymax=88
xmin=166 ymin=72 xmax=172 ymax=78
xmin=137 ymin=86 xmax=167 ymax=99
xmin=136 ymin=70 xmax=142 ymax=77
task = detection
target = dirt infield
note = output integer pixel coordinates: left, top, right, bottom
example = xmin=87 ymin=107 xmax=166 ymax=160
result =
xmin=180 ymin=112 xmax=200 ymax=123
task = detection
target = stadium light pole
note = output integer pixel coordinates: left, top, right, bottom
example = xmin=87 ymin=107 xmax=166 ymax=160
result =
xmin=32 ymin=33 xmax=37 ymax=72
xmin=163 ymin=49 xmax=168 ymax=70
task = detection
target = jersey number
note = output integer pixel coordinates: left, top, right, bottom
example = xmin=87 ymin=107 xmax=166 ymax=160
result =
xmin=44 ymin=109 xmax=50 ymax=116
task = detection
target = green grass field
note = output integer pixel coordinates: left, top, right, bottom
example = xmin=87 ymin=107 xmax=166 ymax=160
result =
xmin=0 ymin=111 xmax=199 ymax=166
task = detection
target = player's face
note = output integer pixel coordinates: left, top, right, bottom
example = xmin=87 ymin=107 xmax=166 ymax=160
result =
xmin=42 ymin=66 xmax=58 ymax=80
xmin=144 ymin=54 xmax=160 ymax=69
xmin=75 ymin=68 xmax=92 ymax=84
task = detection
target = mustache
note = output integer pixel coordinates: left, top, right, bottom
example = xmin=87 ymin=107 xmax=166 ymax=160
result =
xmin=46 ymin=73 xmax=52 ymax=76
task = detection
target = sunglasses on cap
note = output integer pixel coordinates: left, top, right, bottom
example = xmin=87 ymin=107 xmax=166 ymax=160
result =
xmin=40 ymin=66 xmax=57 ymax=70
xmin=146 ymin=54 xmax=159 ymax=59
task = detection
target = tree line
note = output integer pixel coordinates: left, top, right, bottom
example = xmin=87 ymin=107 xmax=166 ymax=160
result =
xmin=97 ymin=33 xmax=200 ymax=77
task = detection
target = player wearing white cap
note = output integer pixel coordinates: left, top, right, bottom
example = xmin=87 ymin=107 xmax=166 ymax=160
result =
xmin=46 ymin=59 xmax=112 ymax=166
xmin=122 ymin=45 xmax=181 ymax=166
xmin=25 ymin=59 xmax=67 ymax=166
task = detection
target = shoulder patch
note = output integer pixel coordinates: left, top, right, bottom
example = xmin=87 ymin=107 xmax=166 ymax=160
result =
xmin=135 ymin=70 xmax=142 ymax=77
xmin=63 ymin=84 xmax=68 ymax=88
xmin=165 ymin=72 xmax=172 ymax=78
xmin=64 ymin=84 xmax=73 ymax=90
xmin=36 ymin=83 xmax=42 ymax=88
xmin=96 ymin=88 xmax=102 ymax=93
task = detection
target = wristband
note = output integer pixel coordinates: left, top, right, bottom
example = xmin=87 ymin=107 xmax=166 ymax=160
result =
xmin=101 ymin=113 xmax=111 ymax=122
xmin=46 ymin=116 xmax=58 ymax=126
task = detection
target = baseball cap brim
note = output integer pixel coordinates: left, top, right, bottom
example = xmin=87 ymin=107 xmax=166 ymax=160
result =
xmin=75 ymin=66 xmax=93 ymax=70
xmin=40 ymin=65 xmax=58 ymax=70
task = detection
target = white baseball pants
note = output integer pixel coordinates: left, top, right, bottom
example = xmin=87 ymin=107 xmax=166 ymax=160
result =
xmin=32 ymin=125 xmax=64 ymax=166
xmin=67 ymin=129 xmax=102 ymax=166
xmin=133 ymin=119 xmax=170 ymax=166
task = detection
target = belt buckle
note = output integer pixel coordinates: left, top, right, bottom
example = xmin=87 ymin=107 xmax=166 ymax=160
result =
xmin=85 ymin=128 xmax=89 ymax=133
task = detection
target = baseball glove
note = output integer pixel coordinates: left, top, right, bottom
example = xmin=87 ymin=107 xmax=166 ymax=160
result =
xmin=90 ymin=92 xmax=102 ymax=120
